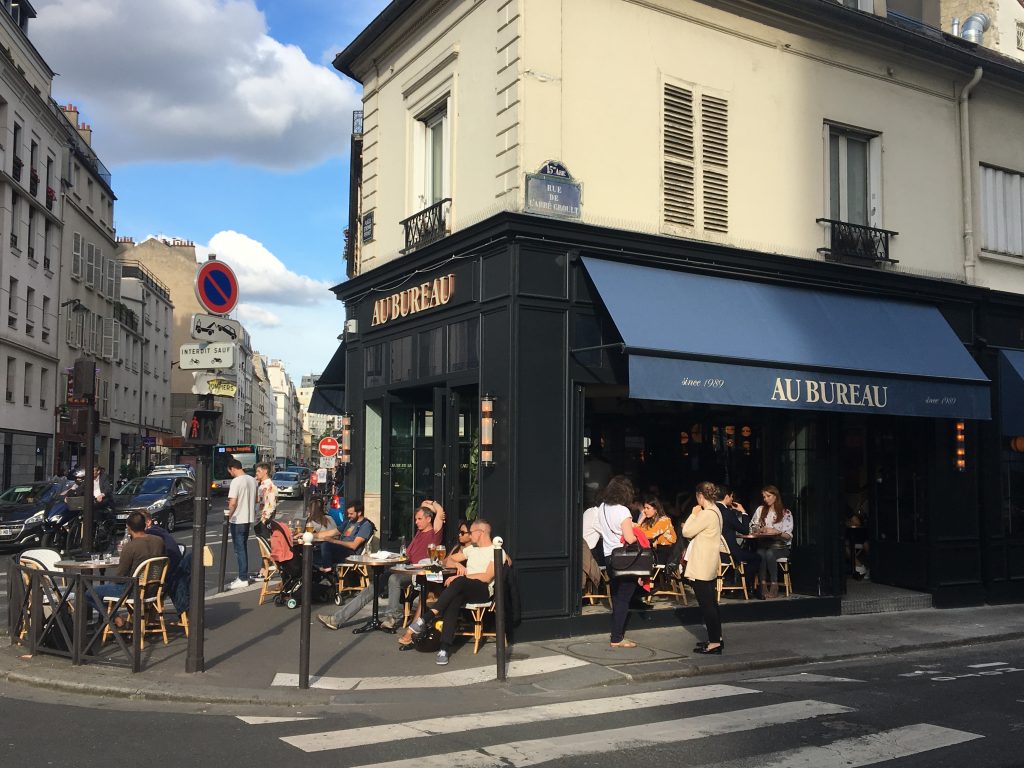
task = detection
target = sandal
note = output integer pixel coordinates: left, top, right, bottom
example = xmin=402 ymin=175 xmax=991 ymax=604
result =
xmin=398 ymin=629 xmax=415 ymax=650
xmin=609 ymin=639 xmax=637 ymax=648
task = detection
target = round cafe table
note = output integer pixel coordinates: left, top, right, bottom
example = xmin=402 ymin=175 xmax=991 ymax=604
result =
xmin=345 ymin=554 xmax=406 ymax=634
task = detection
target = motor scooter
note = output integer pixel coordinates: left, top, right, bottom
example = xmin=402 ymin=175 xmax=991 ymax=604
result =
xmin=41 ymin=480 xmax=116 ymax=554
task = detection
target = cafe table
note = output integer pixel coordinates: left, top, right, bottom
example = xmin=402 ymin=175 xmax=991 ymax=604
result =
xmin=345 ymin=553 xmax=407 ymax=634
xmin=54 ymin=556 xmax=120 ymax=573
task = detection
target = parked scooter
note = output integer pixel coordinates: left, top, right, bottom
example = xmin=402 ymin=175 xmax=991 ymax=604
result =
xmin=41 ymin=471 xmax=116 ymax=554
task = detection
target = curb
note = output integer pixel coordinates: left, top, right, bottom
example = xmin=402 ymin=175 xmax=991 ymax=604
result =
xmin=3 ymin=630 xmax=1021 ymax=704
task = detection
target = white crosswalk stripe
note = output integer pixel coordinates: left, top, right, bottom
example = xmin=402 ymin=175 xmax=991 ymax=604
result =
xmin=697 ymin=723 xmax=982 ymax=768
xmin=237 ymin=716 xmax=320 ymax=725
xmin=341 ymin=700 xmax=853 ymax=768
xmin=282 ymin=684 xmax=757 ymax=753
xmin=746 ymin=673 xmax=864 ymax=683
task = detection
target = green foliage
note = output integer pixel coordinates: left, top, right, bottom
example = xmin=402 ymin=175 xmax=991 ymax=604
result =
xmin=464 ymin=429 xmax=479 ymax=521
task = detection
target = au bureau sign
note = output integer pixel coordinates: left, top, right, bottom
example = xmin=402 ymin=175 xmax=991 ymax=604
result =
xmin=371 ymin=273 xmax=455 ymax=327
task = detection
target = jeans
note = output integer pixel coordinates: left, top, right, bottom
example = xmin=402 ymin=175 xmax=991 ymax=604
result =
xmin=231 ymin=522 xmax=250 ymax=581
xmin=610 ymin=575 xmax=637 ymax=643
xmin=424 ymin=576 xmax=491 ymax=652
xmin=759 ymin=545 xmax=791 ymax=585
xmin=317 ymin=541 xmax=352 ymax=566
xmin=328 ymin=571 xmax=413 ymax=625
xmin=690 ymin=577 xmax=722 ymax=643
xmin=89 ymin=582 xmax=127 ymax=612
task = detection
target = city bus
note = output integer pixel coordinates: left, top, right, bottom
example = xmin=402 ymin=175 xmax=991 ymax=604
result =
xmin=210 ymin=444 xmax=272 ymax=493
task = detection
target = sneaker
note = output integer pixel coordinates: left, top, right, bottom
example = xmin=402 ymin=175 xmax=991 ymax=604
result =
xmin=380 ymin=615 xmax=398 ymax=630
xmin=408 ymin=617 xmax=426 ymax=638
xmin=435 ymin=650 xmax=449 ymax=666
xmin=228 ymin=578 xmax=249 ymax=590
xmin=317 ymin=614 xmax=340 ymax=631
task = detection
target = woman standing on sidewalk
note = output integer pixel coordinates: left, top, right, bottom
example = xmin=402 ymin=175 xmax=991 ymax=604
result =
xmin=597 ymin=475 xmax=639 ymax=649
xmin=683 ymin=481 xmax=724 ymax=655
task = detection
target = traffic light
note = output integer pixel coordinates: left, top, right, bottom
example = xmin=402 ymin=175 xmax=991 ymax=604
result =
xmin=184 ymin=410 xmax=222 ymax=446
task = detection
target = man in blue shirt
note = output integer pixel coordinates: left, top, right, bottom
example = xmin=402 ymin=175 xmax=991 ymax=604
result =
xmin=318 ymin=499 xmax=374 ymax=565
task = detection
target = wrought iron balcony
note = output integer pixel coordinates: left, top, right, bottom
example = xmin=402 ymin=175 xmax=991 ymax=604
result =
xmin=400 ymin=198 xmax=451 ymax=254
xmin=816 ymin=219 xmax=898 ymax=265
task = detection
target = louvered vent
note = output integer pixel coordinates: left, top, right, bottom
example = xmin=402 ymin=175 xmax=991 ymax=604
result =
xmin=701 ymin=95 xmax=729 ymax=233
xmin=664 ymin=84 xmax=695 ymax=227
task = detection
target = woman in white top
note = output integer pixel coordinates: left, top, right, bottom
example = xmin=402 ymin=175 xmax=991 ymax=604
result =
xmin=596 ymin=475 xmax=639 ymax=648
xmin=682 ymin=481 xmax=725 ymax=654
xmin=751 ymin=484 xmax=794 ymax=599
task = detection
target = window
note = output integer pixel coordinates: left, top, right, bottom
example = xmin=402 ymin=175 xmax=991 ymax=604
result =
xmin=419 ymin=327 xmax=444 ymax=378
xmin=23 ymin=362 xmax=32 ymax=406
xmin=415 ymin=102 xmax=450 ymax=211
xmin=101 ymin=379 xmax=109 ymax=417
xmin=9 ymin=191 xmax=18 ymax=250
xmin=40 ymin=368 xmax=48 ymax=409
xmin=105 ymin=252 xmax=115 ymax=297
xmin=8 ymin=277 xmax=17 ymax=315
xmin=41 ymin=296 xmax=50 ymax=335
xmin=826 ymin=123 xmax=880 ymax=227
xmin=25 ymin=287 xmax=33 ymax=333
xmin=1018 ymin=22 xmax=1024 ymax=52
xmin=102 ymin=317 xmax=114 ymax=359
xmin=365 ymin=343 xmax=386 ymax=388
xmin=85 ymin=242 xmax=95 ymax=287
xmin=72 ymin=233 xmax=83 ymax=278
xmin=448 ymin=319 xmax=479 ymax=373
xmin=839 ymin=0 xmax=873 ymax=10
xmin=5 ymin=356 xmax=14 ymax=402
xmin=663 ymin=83 xmax=730 ymax=233
xmin=390 ymin=336 xmax=414 ymax=383
xmin=90 ymin=312 xmax=100 ymax=353
xmin=980 ymin=165 xmax=1024 ymax=257
xmin=26 ymin=210 xmax=34 ymax=259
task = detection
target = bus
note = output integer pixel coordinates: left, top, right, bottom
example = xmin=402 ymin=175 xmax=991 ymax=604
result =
xmin=211 ymin=444 xmax=272 ymax=493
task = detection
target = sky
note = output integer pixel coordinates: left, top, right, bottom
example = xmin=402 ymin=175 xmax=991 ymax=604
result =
xmin=30 ymin=0 xmax=392 ymax=383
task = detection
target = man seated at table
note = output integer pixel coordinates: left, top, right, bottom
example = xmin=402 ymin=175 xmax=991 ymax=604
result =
xmin=407 ymin=518 xmax=497 ymax=666
xmin=90 ymin=511 xmax=165 ymax=620
xmin=142 ymin=510 xmax=186 ymax=610
xmin=315 ymin=499 xmax=374 ymax=566
xmin=717 ymin=485 xmax=762 ymax=599
xmin=317 ymin=500 xmax=444 ymax=631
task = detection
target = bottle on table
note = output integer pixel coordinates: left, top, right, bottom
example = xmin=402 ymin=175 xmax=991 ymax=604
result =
xmin=399 ymin=536 xmax=407 ymax=559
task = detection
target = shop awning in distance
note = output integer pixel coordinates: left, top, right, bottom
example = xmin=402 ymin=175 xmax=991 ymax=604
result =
xmin=581 ymin=257 xmax=990 ymax=420
xmin=310 ymin=343 xmax=346 ymax=416
xmin=998 ymin=350 xmax=1024 ymax=435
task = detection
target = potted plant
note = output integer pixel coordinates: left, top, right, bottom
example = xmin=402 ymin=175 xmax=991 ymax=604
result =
xmin=46 ymin=186 xmax=56 ymax=209
xmin=29 ymin=167 xmax=38 ymax=194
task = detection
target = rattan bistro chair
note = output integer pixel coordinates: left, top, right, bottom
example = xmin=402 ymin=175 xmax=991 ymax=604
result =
xmin=103 ymin=556 xmax=169 ymax=649
xmin=716 ymin=536 xmax=749 ymax=601
xmin=256 ymin=537 xmax=283 ymax=606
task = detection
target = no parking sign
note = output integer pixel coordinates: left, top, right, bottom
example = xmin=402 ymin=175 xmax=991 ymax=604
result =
xmin=194 ymin=260 xmax=239 ymax=316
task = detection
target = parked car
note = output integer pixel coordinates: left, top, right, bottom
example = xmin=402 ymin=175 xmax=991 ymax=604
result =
xmin=272 ymin=471 xmax=306 ymax=500
xmin=112 ymin=474 xmax=195 ymax=532
xmin=0 ymin=479 xmax=73 ymax=552
xmin=210 ymin=477 xmax=231 ymax=496
xmin=150 ymin=464 xmax=196 ymax=478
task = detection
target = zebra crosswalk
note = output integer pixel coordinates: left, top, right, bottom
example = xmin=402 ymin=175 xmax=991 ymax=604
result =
xmin=237 ymin=681 xmax=983 ymax=767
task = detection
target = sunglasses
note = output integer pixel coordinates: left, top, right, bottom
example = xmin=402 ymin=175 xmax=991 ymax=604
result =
xmin=459 ymin=529 xmax=470 ymax=535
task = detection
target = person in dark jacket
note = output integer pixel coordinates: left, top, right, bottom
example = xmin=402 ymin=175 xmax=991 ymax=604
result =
xmin=717 ymin=485 xmax=762 ymax=599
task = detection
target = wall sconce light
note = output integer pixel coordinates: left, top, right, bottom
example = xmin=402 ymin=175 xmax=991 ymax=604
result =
xmin=955 ymin=421 xmax=966 ymax=472
xmin=339 ymin=412 xmax=353 ymax=468
xmin=480 ymin=394 xmax=496 ymax=466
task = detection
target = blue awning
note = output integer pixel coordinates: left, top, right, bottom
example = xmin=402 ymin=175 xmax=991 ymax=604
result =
xmin=582 ymin=257 xmax=990 ymax=420
xmin=998 ymin=350 xmax=1024 ymax=435
xmin=310 ymin=343 xmax=346 ymax=416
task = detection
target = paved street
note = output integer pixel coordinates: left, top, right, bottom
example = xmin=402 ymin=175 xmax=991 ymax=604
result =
xmin=2 ymin=640 xmax=1021 ymax=767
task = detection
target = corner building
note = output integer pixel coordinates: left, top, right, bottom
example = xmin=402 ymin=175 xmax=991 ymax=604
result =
xmin=332 ymin=0 xmax=1024 ymax=637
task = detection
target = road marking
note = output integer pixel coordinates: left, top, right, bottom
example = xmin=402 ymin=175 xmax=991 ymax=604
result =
xmin=747 ymin=673 xmax=863 ymax=683
xmin=968 ymin=662 xmax=1006 ymax=668
xmin=272 ymin=654 xmax=591 ymax=691
xmin=697 ymin=723 xmax=982 ymax=768
xmin=237 ymin=716 xmax=319 ymax=725
xmin=343 ymin=700 xmax=852 ymax=768
xmin=282 ymin=684 xmax=759 ymax=752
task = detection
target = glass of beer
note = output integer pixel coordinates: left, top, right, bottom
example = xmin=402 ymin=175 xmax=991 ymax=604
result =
xmin=437 ymin=544 xmax=446 ymax=562
xmin=427 ymin=543 xmax=436 ymax=563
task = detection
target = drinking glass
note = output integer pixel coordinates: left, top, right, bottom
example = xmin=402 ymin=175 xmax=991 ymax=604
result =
xmin=437 ymin=544 xmax=446 ymax=561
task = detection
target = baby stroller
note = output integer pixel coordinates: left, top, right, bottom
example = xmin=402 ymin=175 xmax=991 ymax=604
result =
xmin=265 ymin=520 xmax=337 ymax=608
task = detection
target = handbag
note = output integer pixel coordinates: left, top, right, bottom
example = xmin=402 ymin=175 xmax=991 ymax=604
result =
xmin=602 ymin=504 xmax=655 ymax=577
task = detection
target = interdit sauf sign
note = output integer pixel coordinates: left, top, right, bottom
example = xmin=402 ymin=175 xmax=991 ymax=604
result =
xmin=371 ymin=273 xmax=455 ymax=327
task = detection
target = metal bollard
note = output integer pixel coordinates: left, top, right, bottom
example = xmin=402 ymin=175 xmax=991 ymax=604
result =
xmin=493 ymin=536 xmax=507 ymax=682
xmin=217 ymin=513 xmax=230 ymax=593
xmin=299 ymin=529 xmax=313 ymax=689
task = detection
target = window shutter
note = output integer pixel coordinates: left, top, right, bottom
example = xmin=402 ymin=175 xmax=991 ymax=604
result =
xmin=86 ymin=243 xmax=95 ymax=287
xmin=72 ymin=233 xmax=82 ymax=277
xmin=663 ymin=84 xmax=695 ymax=228
xmin=113 ymin=262 xmax=122 ymax=301
xmin=980 ymin=165 xmax=1024 ymax=256
xmin=701 ymin=95 xmax=729 ymax=233
xmin=102 ymin=317 xmax=114 ymax=359
xmin=112 ymin=321 xmax=121 ymax=362
xmin=65 ymin=303 xmax=76 ymax=346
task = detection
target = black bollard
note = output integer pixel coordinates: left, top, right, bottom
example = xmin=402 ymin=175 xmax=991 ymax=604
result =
xmin=299 ymin=530 xmax=313 ymax=689
xmin=493 ymin=537 xmax=507 ymax=682
xmin=217 ymin=512 xmax=230 ymax=593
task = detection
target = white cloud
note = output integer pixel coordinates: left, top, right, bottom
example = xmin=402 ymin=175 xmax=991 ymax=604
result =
xmin=235 ymin=304 xmax=281 ymax=328
xmin=31 ymin=0 xmax=361 ymax=169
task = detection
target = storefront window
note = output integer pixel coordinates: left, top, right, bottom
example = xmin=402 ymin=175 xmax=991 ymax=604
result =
xmin=391 ymin=336 xmax=414 ymax=383
xmin=365 ymin=344 xmax=386 ymax=388
xmin=778 ymin=419 xmax=822 ymax=547
xmin=448 ymin=319 xmax=478 ymax=372
xmin=419 ymin=327 xmax=444 ymax=378
xmin=1002 ymin=449 xmax=1024 ymax=536
xmin=388 ymin=403 xmax=435 ymax=542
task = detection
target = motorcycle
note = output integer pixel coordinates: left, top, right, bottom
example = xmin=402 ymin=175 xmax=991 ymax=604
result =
xmin=41 ymin=479 xmax=116 ymax=554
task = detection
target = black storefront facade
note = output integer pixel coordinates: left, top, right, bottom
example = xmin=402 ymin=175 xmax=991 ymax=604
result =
xmin=332 ymin=212 xmax=1024 ymax=638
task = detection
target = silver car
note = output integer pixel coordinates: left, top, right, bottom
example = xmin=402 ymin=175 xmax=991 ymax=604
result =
xmin=272 ymin=471 xmax=305 ymax=499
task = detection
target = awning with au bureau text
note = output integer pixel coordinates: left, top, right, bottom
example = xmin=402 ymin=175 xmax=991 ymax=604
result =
xmin=581 ymin=257 xmax=990 ymax=420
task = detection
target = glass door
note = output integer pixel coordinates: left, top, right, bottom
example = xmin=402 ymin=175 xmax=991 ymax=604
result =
xmin=434 ymin=386 xmax=478 ymax=524
xmin=386 ymin=395 xmax=436 ymax=544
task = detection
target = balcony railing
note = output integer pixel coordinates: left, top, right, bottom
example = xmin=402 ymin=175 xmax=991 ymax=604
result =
xmin=816 ymin=219 xmax=899 ymax=265
xmin=400 ymin=198 xmax=451 ymax=254
xmin=352 ymin=110 xmax=363 ymax=136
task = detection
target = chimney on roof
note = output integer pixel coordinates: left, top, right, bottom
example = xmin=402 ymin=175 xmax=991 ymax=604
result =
xmin=77 ymin=123 xmax=92 ymax=146
xmin=60 ymin=104 xmax=79 ymax=129
xmin=116 ymin=236 xmax=135 ymax=244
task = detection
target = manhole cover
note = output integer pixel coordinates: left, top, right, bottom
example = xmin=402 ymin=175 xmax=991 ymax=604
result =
xmin=564 ymin=641 xmax=658 ymax=662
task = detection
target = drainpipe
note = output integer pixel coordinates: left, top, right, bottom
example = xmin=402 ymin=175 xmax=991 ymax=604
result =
xmin=960 ymin=67 xmax=983 ymax=285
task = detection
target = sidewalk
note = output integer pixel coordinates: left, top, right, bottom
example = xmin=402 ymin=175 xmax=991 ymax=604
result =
xmin=3 ymin=583 xmax=1022 ymax=707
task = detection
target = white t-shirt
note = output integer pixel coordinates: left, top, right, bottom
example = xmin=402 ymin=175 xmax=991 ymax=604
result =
xmin=463 ymin=544 xmax=497 ymax=596
xmin=228 ymin=473 xmax=258 ymax=524
xmin=596 ymin=503 xmax=632 ymax=557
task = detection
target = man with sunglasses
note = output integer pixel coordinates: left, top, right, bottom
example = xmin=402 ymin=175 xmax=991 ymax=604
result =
xmin=317 ymin=499 xmax=445 ymax=631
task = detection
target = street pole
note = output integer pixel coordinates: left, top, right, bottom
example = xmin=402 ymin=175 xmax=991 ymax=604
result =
xmin=217 ymin=512 xmax=230 ymax=593
xmin=299 ymin=528 xmax=313 ymax=689
xmin=186 ymin=394 xmax=213 ymax=673
xmin=493 ymin=536 xmax=507 ymax=682
xmin=82 ymin=403 xmax=96 ymax=554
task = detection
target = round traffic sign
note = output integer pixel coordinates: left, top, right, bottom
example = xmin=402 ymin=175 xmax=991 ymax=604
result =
xmin=195 ymin=260 xmax=239 ymax=315
xmin=318 ymin=437 xmax=339 ymax=457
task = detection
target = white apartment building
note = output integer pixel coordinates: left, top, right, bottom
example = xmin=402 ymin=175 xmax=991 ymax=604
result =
xmin=266 ymin=358 xmax=302 ymax=465
xmin=251 ymin=352 xmax=277 ymax=456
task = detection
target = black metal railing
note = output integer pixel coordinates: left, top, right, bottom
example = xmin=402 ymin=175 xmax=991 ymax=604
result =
xmin=816 ymin=218 xmax=899 ymax=264
xmin=352 ymin=110 xmax=363 ymax=136
xmin=401 ymin=198 xmax=451 ymax=254
xmin=8 ymin=560 xmax=142 ymax=671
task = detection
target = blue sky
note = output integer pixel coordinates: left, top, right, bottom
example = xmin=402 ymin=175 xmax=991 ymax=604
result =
xmin=31 ymin=0 xmax=391 ymax=382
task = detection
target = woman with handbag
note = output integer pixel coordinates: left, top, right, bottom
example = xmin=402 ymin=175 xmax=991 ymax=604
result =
xmin=596 ymin=475 xmax=641 ymax=648
xmin=682 ymin=481 xmax=725 ymax=655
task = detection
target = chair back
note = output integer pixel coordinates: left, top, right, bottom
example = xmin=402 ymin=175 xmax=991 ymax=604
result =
xmin=257 ymin=536 xmax=273 ymax=562
xmin=21 ymin=548 xmax=62 ymax=570
xmin=134 ymin=556 xmax=169 ymax=602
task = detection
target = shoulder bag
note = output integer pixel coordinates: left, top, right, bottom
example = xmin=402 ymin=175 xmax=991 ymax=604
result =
xmin=602 ymin=504 xmax=655 ymax=577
